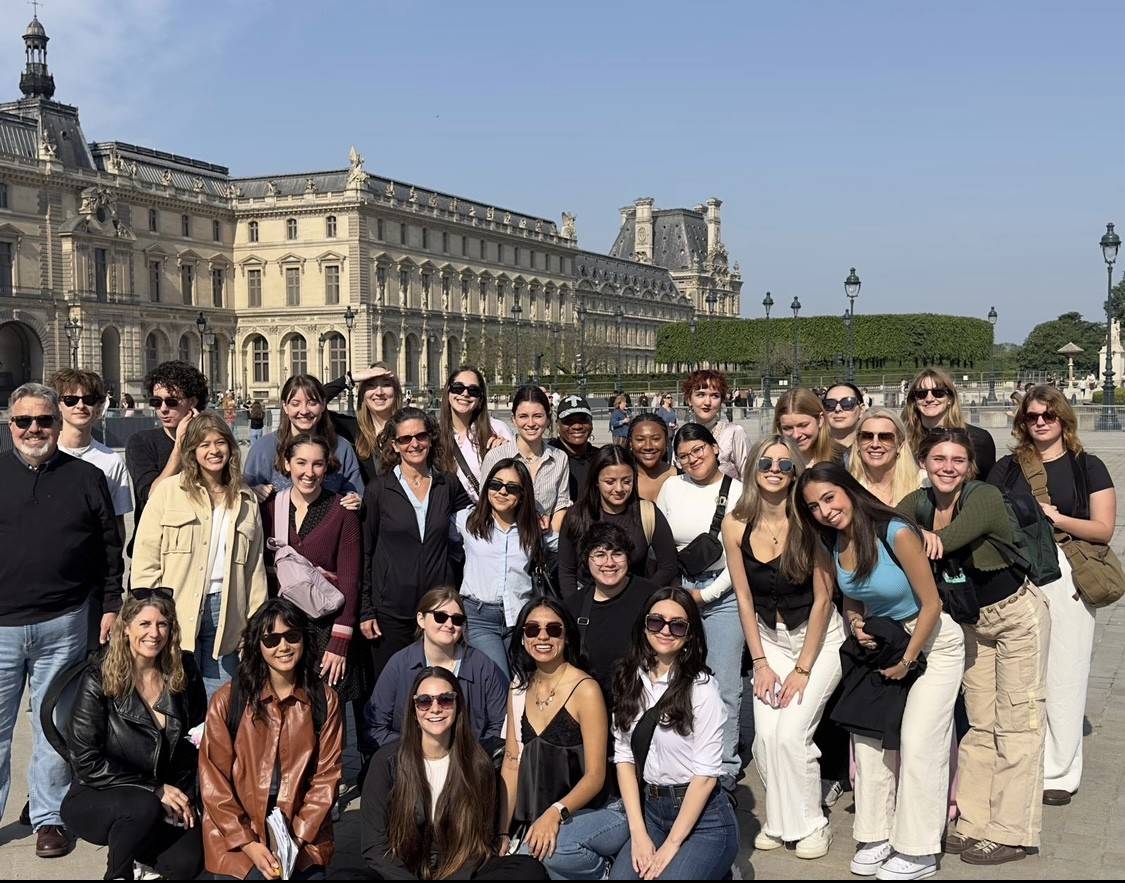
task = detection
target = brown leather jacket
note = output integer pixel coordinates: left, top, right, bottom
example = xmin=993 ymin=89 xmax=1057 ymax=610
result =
xmin=199 ymin=681 xmax=343 ymax=878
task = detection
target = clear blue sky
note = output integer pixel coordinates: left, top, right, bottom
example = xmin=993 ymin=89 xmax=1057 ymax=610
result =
xmin=14 ymin=0 xmax=1125 ymax=343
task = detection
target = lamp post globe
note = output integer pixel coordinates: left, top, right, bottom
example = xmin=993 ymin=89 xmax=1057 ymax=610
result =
xmin=790 ymin=296 xmax=802 ymax=387
xmin=343 ymin=305 xmax=357 ymax=413
xmin=575 ymin=302 xmax=587 ymax=397
xmin=762 ymin=291 xmax=774 ymax=408
xmin=1100 ymin=223 xmax=1121 ymax=429
xmin=64 ymin=316 xmax=81 ymax=368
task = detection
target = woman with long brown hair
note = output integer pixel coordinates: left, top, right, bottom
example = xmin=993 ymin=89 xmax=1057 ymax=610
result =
xmin=772 ymin=388 xmax=839 ymax=466
xmin=439 ymin=365 xmax=513 ymax=500
xmin=363 ymin=666 xmax=547 ymax=879
xmin=352 ymin=364 xmax=402 ymax=481
xmin=902 ymin=366 xmax=996 ymax=480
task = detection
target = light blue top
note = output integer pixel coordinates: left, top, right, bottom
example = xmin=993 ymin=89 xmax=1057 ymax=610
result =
xmin=243 ymin=430 xmax=364 ymax=496
xmin=834 ymin=519 xmax=921 ymax=621
xmin=455 ymin=509 xmax=534 ymax=627
xmin=395 ymin=465 xmax=431 ymax=540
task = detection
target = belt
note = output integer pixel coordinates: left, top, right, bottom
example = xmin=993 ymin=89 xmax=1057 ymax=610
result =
xmin=644 ymin=782 xmax=691 ymax=800
xmin=462 ymin=595 xmax=502 ymax=609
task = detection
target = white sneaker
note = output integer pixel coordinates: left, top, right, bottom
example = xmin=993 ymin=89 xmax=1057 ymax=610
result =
xmin=133 ymin=862 xmax=161 ymax=880
xmin=822 ymin=778 xmax=846 ymax=807
xmin=875 ymin=853 xmax=938 ymax=880
xmin=754 ymin=830 xmax=785 ymax=851
xmin=795 ymin=824 xmax=832 ymax=860
xmin=851 ymin=840 xmax=893 ymax=876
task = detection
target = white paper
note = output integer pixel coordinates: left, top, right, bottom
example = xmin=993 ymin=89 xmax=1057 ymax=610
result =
xmin=266 ymin=806 xmax=298 ymax=880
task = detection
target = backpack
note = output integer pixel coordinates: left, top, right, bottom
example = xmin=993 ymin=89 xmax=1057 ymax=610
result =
xmin=986 ymin=468 xmax=1065 ymax=587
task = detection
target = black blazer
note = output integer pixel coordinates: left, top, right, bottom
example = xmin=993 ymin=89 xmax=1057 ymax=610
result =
xmin=361 ymin=469 xmax=473 ymax=622
xmin=66 ymin=653 xmax=207 ymax=794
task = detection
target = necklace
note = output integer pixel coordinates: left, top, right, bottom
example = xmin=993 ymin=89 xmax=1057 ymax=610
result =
xmin=406 ymin=470 xmax=430 ymax=488
xmin=757 ymin=516 xmax=787 ymax=546
xmin=533 ymin=665 xmax=568 ymax=711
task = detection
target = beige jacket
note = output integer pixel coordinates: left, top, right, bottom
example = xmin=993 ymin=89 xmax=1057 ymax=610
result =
xmin=132 ymin=478 xmax=267 ymax=657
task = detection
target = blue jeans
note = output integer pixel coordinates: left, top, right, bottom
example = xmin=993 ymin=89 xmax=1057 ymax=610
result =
xmin=540 ymin=799 xmax=630 ymax=880
xmin=686 ymin=584 xmax=743 ymax=784
xmin=197 ymin=593 xmax=239 ymax=700
xmin=0 ymin=601 xmax=89 ymax=829
xmin=463 ymin=596 xmax=511 ymax=681
xmin=610 ymin=790 xmax=738 ymax=880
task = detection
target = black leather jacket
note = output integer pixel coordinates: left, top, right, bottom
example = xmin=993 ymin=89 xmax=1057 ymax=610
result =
xmin=66 ymin=654 xmax=207 ymax=794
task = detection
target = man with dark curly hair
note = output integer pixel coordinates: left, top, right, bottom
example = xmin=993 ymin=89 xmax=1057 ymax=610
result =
xmin=125 ymin=360 xmax=208 ymax=553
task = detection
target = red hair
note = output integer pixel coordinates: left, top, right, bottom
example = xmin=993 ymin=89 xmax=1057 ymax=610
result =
xmin=681 ymin=369 xmax=729 ymax=402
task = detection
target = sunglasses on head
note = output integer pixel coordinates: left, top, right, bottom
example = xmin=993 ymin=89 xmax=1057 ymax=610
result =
xmin=61 ymin=394 xmax=104 ymax=408
xmin=131 ymin=587 xmax=174 ymax=602
xmin=449 ymin=382 xmax=483 ymax=399
xmin=645 ymin=614 xmax=691 ymax=638
xmin=428 ymin=610 xmax=467 ymax=627
xmin=823 ymin=396 xmax=859 ymax=412
xmin=1023 ymin=410 xmax=1059 ymax=426
xmin=394 ymin=431 xmax=431 ymax=446
xmin=859 ymin=430 xmax=898 ymax=445
xmin=486 ymin=478 xmax=523 ymax=496
xmin=12 ymin=414 xmax=56 ymax=430
xmin=149 ymin=396 xmax=181 ymax=409
xmin=910 ymin=387 xmax=951 ymax=402
xmin=523 ymin=621 xmax=565 ymax=640
xmin=413 ymin=691 xmax=458 ymax=711
xmin=261 ymin=629 xmax=304 ymax=648
xmin=757 ymin=457 xmax=795 ymax=474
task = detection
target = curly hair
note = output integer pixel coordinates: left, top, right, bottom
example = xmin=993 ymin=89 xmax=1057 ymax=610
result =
xmin=101 ymin=593 xmax=187 ymax=700
xmin=143 ymin=360 xmax=208 ymax=409
xmin=681 ymin=369 xmax=729 ymax=403
xmin=379 ymin=407 xmax=444 ymax=473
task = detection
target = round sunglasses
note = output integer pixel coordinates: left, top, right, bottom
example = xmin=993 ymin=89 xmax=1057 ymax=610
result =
xmin=413 ymin=691 xmax=458 ymax=711
xmin=757 ymin=457 xmax=795 ymax=473
xmin=858 ymin=430 xmax=898 ymax=445
xmin=645 ymin=614 xmax=691 ymax=638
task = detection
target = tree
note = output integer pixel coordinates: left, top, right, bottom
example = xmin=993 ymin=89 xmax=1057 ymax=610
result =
xmin=1016 ymin=312 xmax=1105 ymax=375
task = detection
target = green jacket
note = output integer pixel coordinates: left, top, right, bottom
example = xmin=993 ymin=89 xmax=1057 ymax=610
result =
xmin=896 ymin=482 xmax=1013 ymax=572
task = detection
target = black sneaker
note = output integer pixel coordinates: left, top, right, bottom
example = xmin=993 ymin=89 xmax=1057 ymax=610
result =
xmin=18 ymin=799 xmax=30 ymax=826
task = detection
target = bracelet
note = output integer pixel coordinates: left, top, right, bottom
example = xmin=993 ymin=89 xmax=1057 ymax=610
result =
xmin=793 ymin=664 xmax=811 ymax=676
xmin=751 ymin=655 xmax=766 ymax=663
xmin=752 ymin=658 xmax=770 ymax=670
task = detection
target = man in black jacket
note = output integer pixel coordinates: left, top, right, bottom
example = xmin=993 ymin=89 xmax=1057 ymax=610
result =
xmin=549 ymin=395 xmax=602 ymax=500
xmin=0 ymin=383 xmax=124 ymax=858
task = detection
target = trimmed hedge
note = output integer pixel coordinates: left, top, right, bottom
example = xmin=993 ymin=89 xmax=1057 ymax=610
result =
xmin=1091 ymin=389 xmax=1125 ymax=404
xmin=656 ymin=314 xmax=993 ymax=369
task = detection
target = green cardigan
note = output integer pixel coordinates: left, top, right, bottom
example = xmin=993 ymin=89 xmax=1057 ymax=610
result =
xmin=896 ymin=482 xmax=1013 ymax=572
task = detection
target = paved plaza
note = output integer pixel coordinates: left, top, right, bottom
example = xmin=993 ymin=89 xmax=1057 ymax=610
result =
xmin=3 ymin=427 xmax=1125 ymax=879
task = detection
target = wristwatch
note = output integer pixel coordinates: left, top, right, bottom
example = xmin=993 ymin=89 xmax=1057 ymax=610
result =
xmin=551 ymin=801 xmax=571 ymax=822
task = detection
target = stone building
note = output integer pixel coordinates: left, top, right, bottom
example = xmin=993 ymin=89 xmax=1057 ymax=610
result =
xmin=0 ymin=16 xmax=737 ymax=403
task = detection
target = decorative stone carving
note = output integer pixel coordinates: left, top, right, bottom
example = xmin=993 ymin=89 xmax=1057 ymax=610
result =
xmin=39 ymin=127 xmax=56 ymax=158
xmin=408 ymin=186 xmax=418 ymax=203
xmin=561 ymin=212 xmax=576 ymax=241
xmin=429 ymin=193 xmax=438 ymax=208
xmin=503 ymin=212 xmax=512 ymax=225
xmin=105 ymin=145 xmax=122 ymax=174
xmin=535 ymin=220 xmax=542 ymax=233
xmin=191 ymin=176 xmax=205 ymax=193
xmin=450 ymin=197 xmax=459 ymax=214
xmin=518 ymin=218 xmax=527 ymax=229
xmin=469 ymin=205 xmax=477 ymax=219
xmin=266 ymin=180 xmax=279 ymax=196
xmin=161 ymin=169 xmax=173 ymax=186
xmin=486 ymin=206 xmax=495 ymax=221
xmin=304 ymin=177 xmax=317 ymax=194
xmin=229 ymin=183 xmax=243 ymax=198
xmin=385 ymin=181 xmax=395 ymax=197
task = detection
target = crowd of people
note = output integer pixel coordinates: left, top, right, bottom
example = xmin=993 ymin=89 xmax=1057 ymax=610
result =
xmin=0 ymin=358 xmax=1115 ymax=880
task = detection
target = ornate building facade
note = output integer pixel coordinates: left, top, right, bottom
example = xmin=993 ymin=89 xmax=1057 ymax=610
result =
xmin=0 ymin=17 xmax=738 ymax=402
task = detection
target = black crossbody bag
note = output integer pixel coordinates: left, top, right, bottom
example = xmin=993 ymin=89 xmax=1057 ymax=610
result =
xmin=677 ymin=476 xmax=733 ymax=579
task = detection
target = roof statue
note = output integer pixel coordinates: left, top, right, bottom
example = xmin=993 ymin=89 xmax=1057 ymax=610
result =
xmin=561 ymin=212 xmax=576 ymax=241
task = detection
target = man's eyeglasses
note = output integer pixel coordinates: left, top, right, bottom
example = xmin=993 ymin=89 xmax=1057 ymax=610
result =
xmin=645 ymin=614 xmax=691 ymax=638
xmin=61 ymin=394 xmax=104 ymax=408
xmin=448 ymin=382 xmax=483 ymax=399
xmin=394 ymin=431 xmax=431 ymax=446
xmin=261 ymin=629 xmax=304 ymax=648
xmin=486 ymin=479 xmax=523 ymax=496
xmin=858 ymin=430 xmax=898 ymax=445
xmin=823 ymin=397 xmax=859 ymax=412
xmin=428 ymin=610 xmax=467 ymax=627
xmin=12 ymin=415 xmax=56 ymax=430
xmin=757 ymin=457 xmax=795 ymax=474
xmin=910 ymin=387 xmax=951 ymax=402
xmin=413 ymin=692 xmax=458 ymax=711
xmin=149 ymin=396 xmax=181 ymax=410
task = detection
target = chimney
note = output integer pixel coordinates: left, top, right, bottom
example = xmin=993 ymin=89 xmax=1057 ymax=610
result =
xmin=706 ymin=197 xmax=722 ymax=255
xmin=634 ymin=197 xmax=655 ymax=263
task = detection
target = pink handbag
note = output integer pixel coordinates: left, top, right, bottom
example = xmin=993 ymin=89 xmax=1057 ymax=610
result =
xmin=268 ymin=489 xmax=344 ymax=619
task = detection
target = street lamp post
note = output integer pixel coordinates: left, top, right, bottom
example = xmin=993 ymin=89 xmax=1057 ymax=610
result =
xmin=576 ymin=302 xmax=587 ymax=397
xmin=64 ymin=315 xmax=81 ymax=368
xmin=762 ymin=292 xmax=774 ymax=408
xmin=551 ymin=323 xmax=561 ymax=380
xmin=1100 ymin=223 xmax=1121 ymax=430
xmin=688 ymin=314 xmax=697 ymax=372
xmin=790 ymin=297 xmax=802 ymax=387
xmin=615 ymin=306 xmax=624 ymax=392
xmin=343 ymin=305 xmax=357 ymax=414
xmin=844 ymin=267 xmax=861 ymax=382
xmin=228 ymin=339 xmax=236 ymax=397
xmin=195 ymin=312 xmax=207 ymax=376
xmin=987 ymin=306 xmax=998 ymax=404
xmin=705 ymin=290 xmax=717 ymax=369
xmin=511 ymin=300 xmax=523 ymax=386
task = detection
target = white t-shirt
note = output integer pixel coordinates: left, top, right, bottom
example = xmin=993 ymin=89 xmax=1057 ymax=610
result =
xmin=656 ymin=473 xmax=743 ymax=602
xmin=423 ymin=754 xmax=451 ymax=819
xmin=60 ymin=439 xmax=133 ymax=517
xmin=206 ymin=506 xmax=231 ymax=595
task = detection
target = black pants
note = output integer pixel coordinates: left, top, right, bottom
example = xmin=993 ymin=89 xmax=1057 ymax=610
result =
xmin=215 ymin=867 xmax=324 ymax=880
xmin=61 ymin=784 xmax=203 ymax=881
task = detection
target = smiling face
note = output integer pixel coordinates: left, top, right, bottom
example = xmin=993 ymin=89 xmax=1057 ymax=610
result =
xmin=448 ymin=370 xmax=483 ymax=420
xmin=10 ymin=395 xmax=59 ymax=463
xmin=802 ymin=480 xmax=854 ymax=531
xmin=598 ymin=463 xmax=634 ymax=511
xmin=924 ymin=440 xmax=972 ymax=494
xmin=194 ymin=430 xmax=230 ymax=479
xmin=417 ymin=598 xmax=464 ymax=652
xmin=487 ymin=466 xmax=522 ymax=518
xmin=522 ymin=605 xmax=566 ymax=666
xmin=283 ymin=387 xmax=325 ymax=433
xmin=261 ymin=616 xmax=304 ymax=674
xmin=676 ymin=436 xmax=720 ymax=483
xmin=630 ymin=421 xmax=667 ymax=470
xmin=514 ymin=401 xmax=548 ymax=445
xmin=824 ymin=385 xmax=863 ymax=435
xmin=756 ymin=442 xmax=796 ymax=495
xmin=858 ymin=416 xmax=902 ymax=471
xmin=125 ymin=604 xmax=170 ymax=661
xmin=285 ymin=441 xmax=328 ymax=496
xmin=645 ymin=598 xmax=690 ymax=658
xmin=363 ymin=378 xmax=398 ymax=419
xmin=689 ymin=384 xmax=722 ymax=422
xmin=588 ymin=544 xmax=629 ymax=590
xmin=559 ymin=415 xmax=593 ymax=449
xmin=414 ymin=674 xmax=458 ymax=742
xmin=58 ymin=384 xmax=103 ymax=432
xmin=912 ymin=376 xmax=952 ymax=424
xmin=393 ymin=417 xmax=432 ymax=470
xmin=779 ymin=412 xmax=822 ymax=454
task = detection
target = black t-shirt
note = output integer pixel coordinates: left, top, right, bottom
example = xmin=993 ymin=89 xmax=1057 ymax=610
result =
xmin=549 ymin=438 xmax=603 ymax=501
xmin=988 ymin=453 xmax=1113 ymax=518
xmin=125 ymin=427 xmax=176 ymax=554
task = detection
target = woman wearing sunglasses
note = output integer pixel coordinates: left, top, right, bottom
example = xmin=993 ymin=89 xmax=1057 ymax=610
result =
xmin=363 ymin=666 xmax=548 ymax=880
xmin=656 ymin=423 xmax=744 ymax=788
xmin=60 ymin=590 xmax=206 ymax=881
xmin=200 ymin=598 xmax=343 ymax=881
xmin=438 ymin=365 xmax=514 ymax=501
xmin=610 ymin=587 xmax=738 ymax=880
xmin=721 ymin=436 xmax=844 ymax=860
xmin=847 ymin=409 xmax=922 ymax=507
xmin=365 ymin=588 xmax=507 ymax=754
xmin=902 ymin=367 xmax=996 ymax=481
xmin=680 ymin=369 xmax=749 ymax=480
xmin=500 ymin=598 xmax=609 ymax=877
xmin=558 ymin=446 xmax=679 ymax=598
xmin=823 ymin=382 xmax=867 ymax=448
xmin=898 ymin=429 xmax=1049 ymax=866
xmin=457 ymin=459 xmax=544 ymax=679
xmin=629 ymin=413 xmax=678 ymax=502
xmin=361 ymin=408 xmax=474 ymax=688
xmin=773 ymin=388 xmax=840 ymax=466
xmin=989 ymin=385 xmax=1116 ymax=808
xmin=133 ymin=412 xmax=267 ymax=699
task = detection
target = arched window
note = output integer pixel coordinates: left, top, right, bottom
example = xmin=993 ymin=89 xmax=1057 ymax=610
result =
xmin=178 ymin=333 xmax=192 ymax=364
xmin=286 ymin=218 xmax=297 ymax=240
xmin=144 ymin=332 xmax=160 ymax=374
xmin=289 ymin=336 xmax=307 ymax=376
xmin=251 ymin=336 xmax=270 ymax=383
xmin=326 ymin=333 xmax=347 ymax=378
xmin=248 ymin=220 xmax=259 ymax=243
xmin=326 ymin=215 xmax=337 ymax=238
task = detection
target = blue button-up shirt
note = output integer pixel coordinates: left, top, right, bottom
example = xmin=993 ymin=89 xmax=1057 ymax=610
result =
xmin=394 ymin=465 xmax=431 ymax=540
xmin=455 ymin=509 xmax=535 ymax=627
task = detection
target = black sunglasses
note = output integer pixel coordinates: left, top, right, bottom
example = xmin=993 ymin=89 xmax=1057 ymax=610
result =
xmin=523 ymin=621 xmax=565 ymax=639
xmin=645 ymin=614 xmax=691 ymax=638
xmin=414 ymin=692 xmax=458 ymax=711
xmin=486 ymin=478 xmax=524 ymax=496
xmin=449 ymin=382 xmax=483 ymax=399
xmin=394 ymin=431 xmax=431 ymax=446
xmin=757 ymin=457 xmax=796 ymax=474
xmin=823 ymin=396 xmax=859 ymax=412
xmin=61 ymin=394 xmax=104 ymax=408
xmin=428 ymin=610 xmax=467 ymax=627
xmin=12 ymin=415 xmax=56 ymax=430
xmin=1023 ymin=410 xmax=1059 ymax=426
xmin=131 ymin=587 xmax=174 ymax=602
xmin=261 ymin=629 xmax=304 ymax=648
xmin=910 ymin=387 xmax=951 ymax=401
xmin=149 ymin=396 xmax=181 ymax=409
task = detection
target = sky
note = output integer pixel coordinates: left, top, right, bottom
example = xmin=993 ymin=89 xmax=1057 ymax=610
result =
xmin=9 ymin=0 xmax=1125 ymax=344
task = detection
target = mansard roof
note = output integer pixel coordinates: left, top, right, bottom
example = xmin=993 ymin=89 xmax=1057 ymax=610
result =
xmin=89 ymin=142 xmax=231 ymax=198
xmin=0 ymin=98 xmax=94 ymax=169
xmin=609 ymin=206 xmax=710 ymax=271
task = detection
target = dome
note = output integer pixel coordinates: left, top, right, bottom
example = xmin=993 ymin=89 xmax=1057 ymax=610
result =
xmin=24 ymin=16 xmax=47 ymax=39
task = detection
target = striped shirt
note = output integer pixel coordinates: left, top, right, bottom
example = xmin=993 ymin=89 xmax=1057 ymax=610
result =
xmin=479 ymin=439 xmax=572 ymax=518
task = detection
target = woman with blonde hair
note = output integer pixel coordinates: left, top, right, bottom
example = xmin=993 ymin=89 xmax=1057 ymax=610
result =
xmin=848 ymin=409 xmax=923 ymax=507
xmin=988 ymin=384 xmax=1116 ymax=807
xmin=902 ymin=367 xmax=996 ymax=479
xmin=133 ymin=412 xmax=267 ymax=697
xmin=773 ymin=389 xmax=839 ymax=466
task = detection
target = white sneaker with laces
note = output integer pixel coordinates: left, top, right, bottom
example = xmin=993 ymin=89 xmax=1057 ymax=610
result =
xmin=875 ymin=852 xmax=938 ymax=880
xmin=851 ymin=840 xmax=893 ymax=876
xmin=754 ymin=830 xmax=785 ymax=851
xmin=795 ymin=824 xmax=832 ymax=860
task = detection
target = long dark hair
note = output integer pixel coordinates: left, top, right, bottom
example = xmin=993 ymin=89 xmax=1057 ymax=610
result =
xmin=564 ymin=446 xmax=639 ymax=543
xmin=237 ymin=599 xmax=316 ymax=723
xmin=379 ymin=407 xmax=445 ymax=473
xmin=466 ymin=458 xmax=543 ymax=565
xmin=438 ymin=365 xmax=494 ymax=475
xmin=612 ymin=587 xmax=710 ymax=738
xmin=793 ymin=462 xmax=920 ymax=584
xmin=507 ymin=597 xmax=584 ymax=691
xmin=274 ymin=374 xmax=339 ymax=475
xmin=388 ymin=667 xmax=496 ymax=879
